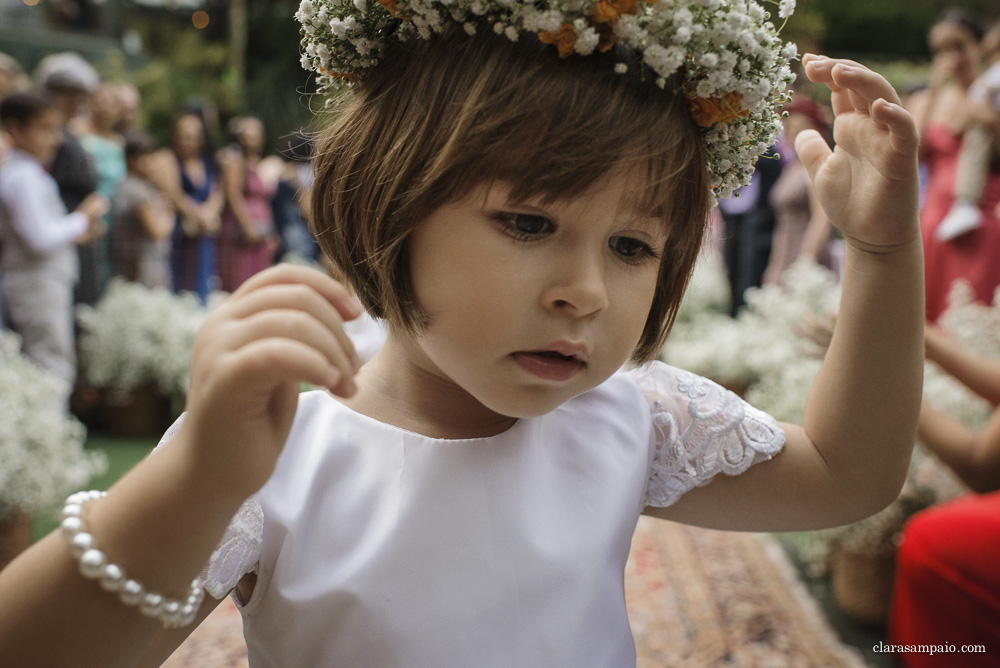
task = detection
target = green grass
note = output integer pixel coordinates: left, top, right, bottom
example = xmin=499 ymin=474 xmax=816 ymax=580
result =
xmin=31 ymin=432 xmax=159 ymax=541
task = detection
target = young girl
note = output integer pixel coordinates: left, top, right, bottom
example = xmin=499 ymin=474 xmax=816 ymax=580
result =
xmin=0 ymin=1 xmax=924 ymax=665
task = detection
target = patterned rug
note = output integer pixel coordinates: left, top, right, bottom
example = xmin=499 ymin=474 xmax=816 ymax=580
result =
xmin=163 ymin=516 xmax=865 ymax=667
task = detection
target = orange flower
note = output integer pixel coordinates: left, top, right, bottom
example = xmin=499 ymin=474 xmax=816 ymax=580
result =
xmin=538 ymin=23 xmax=577 ymax=59
xmin=596 ymin=24 xmax=618 ymax=52
xmin=592 ymin=0 xmax=639 ymax=24
xmin=377 ymin=0 xmax=398 ymax=15
xmin=686 ymin=91 xmax=750 ymax=127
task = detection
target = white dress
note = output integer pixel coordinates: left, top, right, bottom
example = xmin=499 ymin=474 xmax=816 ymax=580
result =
xmin=162 ymin=362 xmax=784 ymax=667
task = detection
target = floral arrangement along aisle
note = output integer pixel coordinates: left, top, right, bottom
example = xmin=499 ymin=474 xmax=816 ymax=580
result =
xmin=662 ymin=254 xmax=986 ymax=627
xmin=0 ymin=331 xmax=107 ymax=568
xmin=75 ymin=279 xmax=223 ymax=434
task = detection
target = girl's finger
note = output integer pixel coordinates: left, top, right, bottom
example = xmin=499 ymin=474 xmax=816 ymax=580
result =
xmin=228 ymin=309 xmax=358 ymax=382
xmin=829 ymin=63 xmax=902 ymax=109
xmin=226 ymin=284 xmax=360 ymax=368
xmin=793 ymin=128 xmax=833 ymax=185
xmin=226 ymin=336 xmax=349 ymax=393
xmin=871 ymin=98 xmax=920 ymax=158
xmin=801 ymin=54 xmax=868 ymax=87
xmin=232 ymin=263 xmax=363 ymax=323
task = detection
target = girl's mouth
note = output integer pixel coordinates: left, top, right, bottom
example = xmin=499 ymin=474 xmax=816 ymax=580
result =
xmin=511 ymin=350 xmax=586 ymax=382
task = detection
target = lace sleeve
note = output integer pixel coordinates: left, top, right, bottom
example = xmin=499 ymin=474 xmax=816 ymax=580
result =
xmin=627 ymin=362 xmax=786 ymax=508
xmin=152 ymin=416 xmax=264 ymax=600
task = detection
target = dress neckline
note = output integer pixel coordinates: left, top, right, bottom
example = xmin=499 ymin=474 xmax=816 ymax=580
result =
xmin=323 ymin=390 xmax=526 ymax=444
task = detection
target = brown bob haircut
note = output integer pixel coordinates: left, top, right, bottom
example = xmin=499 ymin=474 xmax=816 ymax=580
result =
xmin=311 ymin=25 xmax=713 ymax=363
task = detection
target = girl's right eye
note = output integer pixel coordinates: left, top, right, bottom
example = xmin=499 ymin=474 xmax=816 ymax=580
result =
xmin=495 ymin=212 xmax=554 ymax=241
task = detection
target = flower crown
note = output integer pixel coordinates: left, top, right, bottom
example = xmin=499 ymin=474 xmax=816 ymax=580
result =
xmin=296 ymin=0 xmax=797 ymax=198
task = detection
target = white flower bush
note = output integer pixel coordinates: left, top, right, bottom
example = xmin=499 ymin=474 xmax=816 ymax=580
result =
xmin=663 ymin=256 xmax=987 ymax=564
xmin=76 ymin=280 xmax=222 ymax=401
xmin=0 ymin=331 xmax=106 ymax=521
xmin=664 ymin=256 xmax=840 ymax=392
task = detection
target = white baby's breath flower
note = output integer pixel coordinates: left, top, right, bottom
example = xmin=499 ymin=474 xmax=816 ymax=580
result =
xmin=0 ymin=331 xmax=106 ymax=520
xmin=574 ymin=26 xmax=599 ymax=55
xmin=296 ymin=0 xmax=797 ymax=198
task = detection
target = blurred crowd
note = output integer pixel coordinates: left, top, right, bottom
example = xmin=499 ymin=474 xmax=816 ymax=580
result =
xmin=0 ymin=49 xmax=319 ymax=395
xmin=717 ymin=11 xmax=1000 ymax=326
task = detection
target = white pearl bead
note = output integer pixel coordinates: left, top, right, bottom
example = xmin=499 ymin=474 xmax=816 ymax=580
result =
xmin=66 ymin=492 xmax=87 ymax=506
xmin=161 ymin=601 xmax=182 ymax=625
xmin=60 ymin=516 xmax=83 ymax=540
xmin=99 ymin=563 xmax=126 ymax=592
xmin=79 ymin=549 xmax=107 ymax=579
xmin=180 ymin=602 xmax=197 ymax=621
xmin=139 ymin=592 xmax=164 ymax=616
xmin=70 ymin=532 xmax=94 ymax=558
xmin=61 ymin=503 xmax=82 ymax=520
xmin=119 ymin=579 xmax=144 ymax=605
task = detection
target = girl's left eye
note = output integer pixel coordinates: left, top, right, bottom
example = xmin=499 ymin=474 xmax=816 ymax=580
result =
xmin=609 ymin=236 xmax=658 ymax=263
xmin=496 ymin=212 xmax=554 ymax=240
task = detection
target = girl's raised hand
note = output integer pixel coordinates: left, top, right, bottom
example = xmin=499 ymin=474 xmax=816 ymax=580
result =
xmin=181 ymin=264 xmax=363 ymax=498
xmin=794 ymin=54 xmax=921 ymax=252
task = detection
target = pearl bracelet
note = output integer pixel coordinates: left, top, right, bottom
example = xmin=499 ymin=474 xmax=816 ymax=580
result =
xmin=60 ymin=490 xmax=205 ymax=629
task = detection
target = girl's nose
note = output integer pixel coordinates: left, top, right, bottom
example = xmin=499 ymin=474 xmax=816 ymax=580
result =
xmin=540 ymin=253 xmax=609 ymax=317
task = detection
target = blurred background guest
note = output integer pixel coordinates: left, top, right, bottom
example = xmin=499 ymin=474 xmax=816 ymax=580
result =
xmin=77 ymin=81 xmax=127 ymax=301
xmin=907 ymin=10 xmax=1000 ymax=322
xmin=0 ymin=92 xmax=106 ymax=403
xmin=717 ymin=151 xmax=781 ymax=316
xmin=762 ymin=97 xmax=836 ymax=285
xmin=112 ymin=130 xmax=173 ymax=290
xmin=216 ymin=115 xmax=280 ymax=292
xmin=151 ymin=110 xmax=222 ymax=303
xmin=272 ymin=130 xmax=319 ymax=263
xmin=34 ymin=51 xmax=103 ymax=306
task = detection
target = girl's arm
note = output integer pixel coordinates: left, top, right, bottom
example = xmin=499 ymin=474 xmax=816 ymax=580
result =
xmin=917 ymin=400 xmax=1000 ymax=494
xmin=0 ymin=265 xmax=363 ymax=666
xmin=649 ymin=55 xmax=924 ymax=531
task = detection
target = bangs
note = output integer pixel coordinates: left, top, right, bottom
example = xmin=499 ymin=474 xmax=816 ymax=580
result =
xmin=395 ymin=28 xmax=707 ymax=228
xmin=313 ymin=24 xmax=713 ymax=361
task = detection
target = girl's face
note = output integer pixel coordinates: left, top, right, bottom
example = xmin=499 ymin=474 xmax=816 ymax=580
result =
xmin=929 ymin=22 xmax=982 ymax=86
xmin=400 ymin=170 xmax=664 ymax=420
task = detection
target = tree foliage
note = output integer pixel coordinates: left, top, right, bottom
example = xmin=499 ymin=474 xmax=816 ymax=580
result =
xmin=786 ymin=0 xmax=1000 ymax=58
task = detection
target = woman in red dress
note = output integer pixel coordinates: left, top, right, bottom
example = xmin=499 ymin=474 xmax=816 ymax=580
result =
xmin=907 ymin=12 xmax=1000 ymax=322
